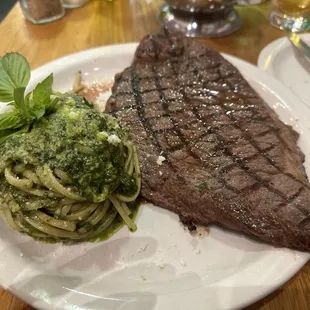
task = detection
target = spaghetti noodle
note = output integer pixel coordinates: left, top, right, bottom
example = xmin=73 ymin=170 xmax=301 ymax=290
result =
xmin=0 ymin=94 xmax=141 ymax=243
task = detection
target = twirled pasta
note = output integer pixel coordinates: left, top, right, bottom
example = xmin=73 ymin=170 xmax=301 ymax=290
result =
xmin=0 ymin=94 xmax=141 ymax=243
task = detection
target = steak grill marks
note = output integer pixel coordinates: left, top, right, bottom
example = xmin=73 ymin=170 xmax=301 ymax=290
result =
xmin=166 ymin=34 xmax=304 ymax=206
xmin=148 ymin=36 xmax=241 ymax=194
xmin=130 ymin=66 xmax=173 ymax=166
xmin=112 ymin=36 xmax=307 ymax=218
xmin=107 ymin=29 xmax=310 ymax=251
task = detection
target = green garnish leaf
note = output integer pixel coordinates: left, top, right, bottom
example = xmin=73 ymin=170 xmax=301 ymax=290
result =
xmin=33 ymin=73 xmax=53 ymax=108
xmin=0 ymin=53 xmax=30 ymax=102
xmin=29 ymin=104 xmax=46 ymax=120
xmin=45 ymin=96 xmax=59 ymax=115
xmin=198 ymin=182 xmax=208 ymax=193
xmin=0 ymin=112 xmax=25 ymax=130
xmin=14 ymin=87 xmax=28 ymax=119
xmin=1 ymin=53 xmax=30 ymax=87
xmin=0 ymin=52 xmax=59 ymax=144
xmin=0 ymin=125 xmax=29 ymax=144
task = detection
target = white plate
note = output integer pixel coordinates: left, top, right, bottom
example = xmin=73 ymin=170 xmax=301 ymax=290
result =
xmin=258 ymin=34 xmax=310 ymax=108
xmin=0 ymin=44 xmax=309 ymax=310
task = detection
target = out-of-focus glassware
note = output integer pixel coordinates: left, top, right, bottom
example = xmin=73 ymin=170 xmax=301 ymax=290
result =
xmin=269 ymin=0 xmax=310 ymax=32
xmin=63 ymin=0 xmax=89 ymax=8
xmin=237 ymin=0 xmax=267 ymax=4
xmin=157 ymin=0 xmax=241 ymax=38
xmin=19 ymin=0 xmax=65 ymax=24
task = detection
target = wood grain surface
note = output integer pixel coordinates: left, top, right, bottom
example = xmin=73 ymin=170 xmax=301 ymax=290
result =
xmin=0 ymin=1 xmax=309 ymax=309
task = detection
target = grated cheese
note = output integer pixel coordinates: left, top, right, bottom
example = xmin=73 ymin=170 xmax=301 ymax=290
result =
xmin=107 ymin=134 xmax=121 ymax=145
xmin=156 ymin=156 xmax=166 ymax=165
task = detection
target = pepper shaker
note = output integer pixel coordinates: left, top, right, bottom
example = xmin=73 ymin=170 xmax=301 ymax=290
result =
xmin=19 ymin=0 xmax=65 ymax=24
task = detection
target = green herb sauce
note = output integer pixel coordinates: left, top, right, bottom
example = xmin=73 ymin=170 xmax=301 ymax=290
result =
xmin=89 ymin=200 xmax=140 ymax=243
xmin=0 ymin=94 xmax=137 ymax=201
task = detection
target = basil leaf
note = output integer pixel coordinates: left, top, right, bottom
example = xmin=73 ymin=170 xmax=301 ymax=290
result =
xmin=24 ymin=91 xmax=31 ymax=105
xmin=14 ymin=87 xmax=29 ymax=119
xmin=7 ymin=101 xmax=18 ymax=108
xmin=28 ymin=73 xmax=54 ymax=120
xmin=0 ymin=62 xmax=15 ymax=102
xmin=1 ymin=53 xmax=31 ymax=87
xmin=0 ymin=53 xmax=58 ymax=145
xmin=45 ymin=96 xmax=59 ymax=115
xmin=25 ymin=91 xmax=46 ymax=120
xmin=0 ymin=112 xmax=25 ymax=130
xmin=0 ymin=125 xmax=29 ymax=144
xmin=33 ymin=73 xmax=53 ymax=107
xmin=0 ymin=53 xmax=30 ymax=102
xmin=30 ymin=104 xmax=45 ymax=120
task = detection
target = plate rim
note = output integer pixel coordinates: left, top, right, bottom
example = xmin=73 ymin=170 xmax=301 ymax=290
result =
xmin=0 ymin=43 xmax=309 ymax=310
xmin=257 ymin=33 xmax=310 ymax=73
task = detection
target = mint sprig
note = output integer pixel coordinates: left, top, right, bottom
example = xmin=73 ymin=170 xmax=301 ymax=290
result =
xmin=0 ymin=52 xmax=58 ymax=143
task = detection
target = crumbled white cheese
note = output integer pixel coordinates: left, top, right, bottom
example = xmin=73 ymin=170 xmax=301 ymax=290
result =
xmin=98 ymin=131 xmax=121 ymax=145
xmin=68 ymin=111 xmax=80 ymax=120
xmin=107 ymin=134 xmax=121 ymax=145
xmin=156 ymin=156 xmax=166 ymax=165
xmin=159 ymin=171 xmax=163 ymax=176
xmin=98 ymin=131 xmax=108 ymax=138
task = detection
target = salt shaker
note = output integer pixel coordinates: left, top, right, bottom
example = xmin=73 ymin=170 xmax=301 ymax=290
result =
xmin=19 ymin=0 xmax=65 ymax=24
xmin=63 ymin=0 xmax=89 ymax=8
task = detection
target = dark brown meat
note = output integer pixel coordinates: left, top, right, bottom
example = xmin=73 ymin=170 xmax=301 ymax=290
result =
xmin=106 ymin=28 xmax=310 ymax=252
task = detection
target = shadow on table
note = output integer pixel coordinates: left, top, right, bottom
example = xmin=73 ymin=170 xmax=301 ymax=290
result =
xmin=0 ymin=0 xmax=16 ymax=22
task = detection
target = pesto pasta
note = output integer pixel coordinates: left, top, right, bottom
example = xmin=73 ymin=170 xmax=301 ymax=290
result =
xmin=0 ymin=94 xmax=141 ymax=243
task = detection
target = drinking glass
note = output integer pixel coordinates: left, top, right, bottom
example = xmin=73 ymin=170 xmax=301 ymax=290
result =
xmin=269 ymin=0 xmax=310 ymax=32
xmin=237 ymin=0 xmax=267 ymax=4
xmin=157 ymin=0 xmax=241 ymax=38
xmin=63 ymin=0 xmax=89 ymax=8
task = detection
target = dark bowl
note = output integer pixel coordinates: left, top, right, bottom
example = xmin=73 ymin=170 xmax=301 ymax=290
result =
xmin=166 ymin=0 xmax=237 ymax=14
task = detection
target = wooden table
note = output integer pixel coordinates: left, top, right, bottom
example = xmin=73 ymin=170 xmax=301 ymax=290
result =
xmin=0 ymin=1 xmax=309 ymax=309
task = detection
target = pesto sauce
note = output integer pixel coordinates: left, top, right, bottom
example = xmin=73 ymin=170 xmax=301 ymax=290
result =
xmin=0 ymin=94 xmax=140 ymax=244
xmin=24 ymin=201 xmax=141 ymax=244
xmin=0 ymin=94 xmax=137 ymax=201
xmin=89 ymin=200 xmax=140 ymax=243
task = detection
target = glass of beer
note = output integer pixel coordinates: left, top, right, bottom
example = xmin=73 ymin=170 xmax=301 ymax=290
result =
xmin=269 ymin=0 xmax=310 ymax=32
xmin=157 ymin=0 xmax=241 ymax=38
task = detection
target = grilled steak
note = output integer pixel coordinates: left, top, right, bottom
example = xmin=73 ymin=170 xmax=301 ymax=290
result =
xmin=107 ymin=28 xmax=310 ymax=252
